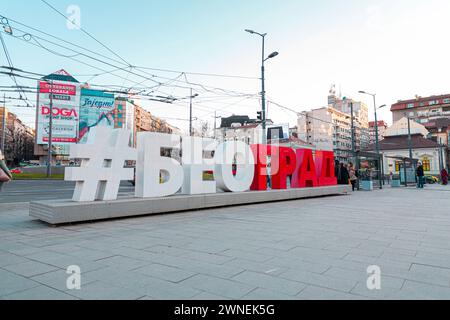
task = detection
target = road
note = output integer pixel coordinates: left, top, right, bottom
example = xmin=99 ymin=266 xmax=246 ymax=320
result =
xmin=0 ymin=180 xmax=135 ymax=204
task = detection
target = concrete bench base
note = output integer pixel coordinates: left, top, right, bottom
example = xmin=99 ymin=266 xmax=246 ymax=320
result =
xmin=29 ymin=185 xmax=351 ymax=225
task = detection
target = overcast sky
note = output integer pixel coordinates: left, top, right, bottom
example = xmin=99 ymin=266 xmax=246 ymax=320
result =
xmin=2 ymin=0 xmax=450 ymax=132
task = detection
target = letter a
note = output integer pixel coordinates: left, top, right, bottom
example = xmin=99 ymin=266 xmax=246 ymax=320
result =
xmin=292 ymin=149 xmax=318 ymax=188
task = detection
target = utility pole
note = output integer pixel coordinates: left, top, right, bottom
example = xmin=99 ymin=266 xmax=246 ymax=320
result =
xmin=189 ymin=88 xmax=193 ymax=137
xmin=406 ymin=115 xmax=416 ymax=185
xmin=1 ymin=93 xmax=6 ymax=154
xmin=350 ymin=101 xmax=356 ymax=164
xmin=46 ymin=80 xmax=54 ymax=178
xmin=406 ymin=116 xmax=413 ymax=160
xmin=261 ymin=33 xmax=267 ymax=144
xmin=305 ymin=112 xmax=311 ymax=145
xmin=188 ymin=89 xmax=199 ymax=137
xmin=359 ymin=91 xmax=383 ymax=189
xmin=213 ymin=112 xmax=222 ymax=140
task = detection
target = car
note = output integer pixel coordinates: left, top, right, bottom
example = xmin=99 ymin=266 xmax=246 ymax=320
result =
xmin=10 ymin=169 xmax=22 ymax=174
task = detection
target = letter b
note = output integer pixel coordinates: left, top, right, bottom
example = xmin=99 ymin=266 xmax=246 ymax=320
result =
xmin=136 ymin=133 xmax=183 ymax=198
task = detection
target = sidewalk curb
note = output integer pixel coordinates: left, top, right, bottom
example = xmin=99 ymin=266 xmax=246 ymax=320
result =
xmin=0 ymin=202 xmax=29 ymax=212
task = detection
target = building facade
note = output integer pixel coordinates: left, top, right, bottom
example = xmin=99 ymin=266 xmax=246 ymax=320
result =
xmin=297 ymin=106 xmax=370 ymax=163
xmin=368 ymin=120 xmax=388 ymax=145
xmin=114 ymin=97 xmax=180 ymax=147
xmin=391 ymin=94 xmax=450 ymax=124
xmin=0 ymin=108 xmax=35 ymax=166
xmin=365 ymin=118 xmax=447 ymax=175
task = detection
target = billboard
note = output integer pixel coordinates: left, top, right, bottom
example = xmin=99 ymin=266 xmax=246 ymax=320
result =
xmin=78 ymin=88 xmax=115 ymax=144
xmin=36 ymin=78 xmax=81 ymax=145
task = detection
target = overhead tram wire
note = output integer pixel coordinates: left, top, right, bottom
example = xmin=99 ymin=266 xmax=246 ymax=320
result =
xmin=134 ymin=65 xmax=259 ymax=80
xmin=0 ymin=67 xmax=171 ymax=104
xmin=0 ymin=68 xmax=182 ymax=104
xmin=0 ymin=70 xmax=240 ymax=122
xmin=0 ymin=14 xmax=260 ymax=99
xmin=1 ymin=14 xmax=258 ymax=82
xmin=1 ymin=67 xmax=259 ymax=114
xmin=0 ymin=30 xmax=32 ymax=105
xmin=267 ymin=98 xmax=338 ymax=126
xmin=6 ymin=27 xmax=255 ymax=100
xmin=1 ymin=21 xmax=261 ymax=117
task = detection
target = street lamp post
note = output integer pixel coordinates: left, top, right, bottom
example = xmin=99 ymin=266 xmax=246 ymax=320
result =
xmin=213 ymin=111 xmax=222 ymax=140
xmin=245 ymin=29 xmax=278 ymax=144
xmin=359 ymin=91 xmax=385 ymax=189
xmin=1 ymin=93 xmax=6 ymax=154
xmin=47 ymin=80 xmax=54 ymax=178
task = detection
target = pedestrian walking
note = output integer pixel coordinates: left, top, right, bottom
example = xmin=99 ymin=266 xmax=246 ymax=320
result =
xmin=338 ymin=162 xmax=350 ymax=185
xmin=0 ymin=150 xmax=12 ymax=192
xmin=348 ymin=163 xmax=358 ymax=191
xmin=416 ymin=162 xmax=425 ymax=189
xmin=441 ymin=168 xmax=448 ymax=186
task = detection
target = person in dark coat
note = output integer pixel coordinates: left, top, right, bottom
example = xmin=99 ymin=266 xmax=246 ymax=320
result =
xmin=338 ymin=163 xmax=350 ymax=185
xmin=335 ymin=160 xmax=340 ymax=181
xmin=416 ymin=162 xmax=425 ymax=189
xmin=441 ymin=168 xmax=448 ymax=186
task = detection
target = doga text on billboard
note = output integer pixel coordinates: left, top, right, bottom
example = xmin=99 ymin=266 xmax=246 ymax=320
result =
xmin=65 ymin=127 xmax=337 ymax=202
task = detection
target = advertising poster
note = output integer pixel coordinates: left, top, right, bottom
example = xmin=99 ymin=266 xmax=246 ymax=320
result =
xmin=78 ymin=88 xmax=115 ymax=144
xmin=36 ymin=75 xmax=81 ymax=145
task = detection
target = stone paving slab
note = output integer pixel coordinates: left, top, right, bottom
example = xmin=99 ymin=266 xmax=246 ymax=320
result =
xmin=29 ymin=185 xmax=350 ymax=224
xmin=1 ymin=186 xmax=450 ymax=299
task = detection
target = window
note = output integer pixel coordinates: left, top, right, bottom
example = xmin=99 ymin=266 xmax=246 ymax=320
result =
xmin=407 ymin=103 xmax=415 ymax=109
xmin=422 ymin=159 xmax=431 ymax=172
xmin=444 ymin=99 xmax=450 ymax=103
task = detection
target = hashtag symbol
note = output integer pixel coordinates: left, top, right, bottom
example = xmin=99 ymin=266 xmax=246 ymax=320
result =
xmin=65 ymin=127 xmax=137 ymax=202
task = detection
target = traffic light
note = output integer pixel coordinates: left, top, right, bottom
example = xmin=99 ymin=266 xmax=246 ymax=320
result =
xmin=257 ymin=111 xmax=264 ymax=121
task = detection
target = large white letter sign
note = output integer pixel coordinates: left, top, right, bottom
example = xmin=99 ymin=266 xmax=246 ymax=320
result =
xmin=135 ymin=132 xmax=183 ymax=198
xmin=182 ymin=137 xmax=217 ymax=195
xmin=214 ymin=141 xmax=255 ymax=192
xmin=65 ymin=127 xmax=136 ymax=202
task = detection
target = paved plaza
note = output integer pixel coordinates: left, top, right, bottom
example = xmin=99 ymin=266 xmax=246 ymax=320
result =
xmin=1 ymin=185 xmax=450 ymax=300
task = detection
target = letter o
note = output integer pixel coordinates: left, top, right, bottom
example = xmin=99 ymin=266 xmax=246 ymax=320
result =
xmin=214 ymin=141 xmax=255 ymax=192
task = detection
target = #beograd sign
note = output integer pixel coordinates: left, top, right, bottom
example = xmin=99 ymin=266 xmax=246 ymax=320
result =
xmin=65 ymin=127 xmax=337 ymax=202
